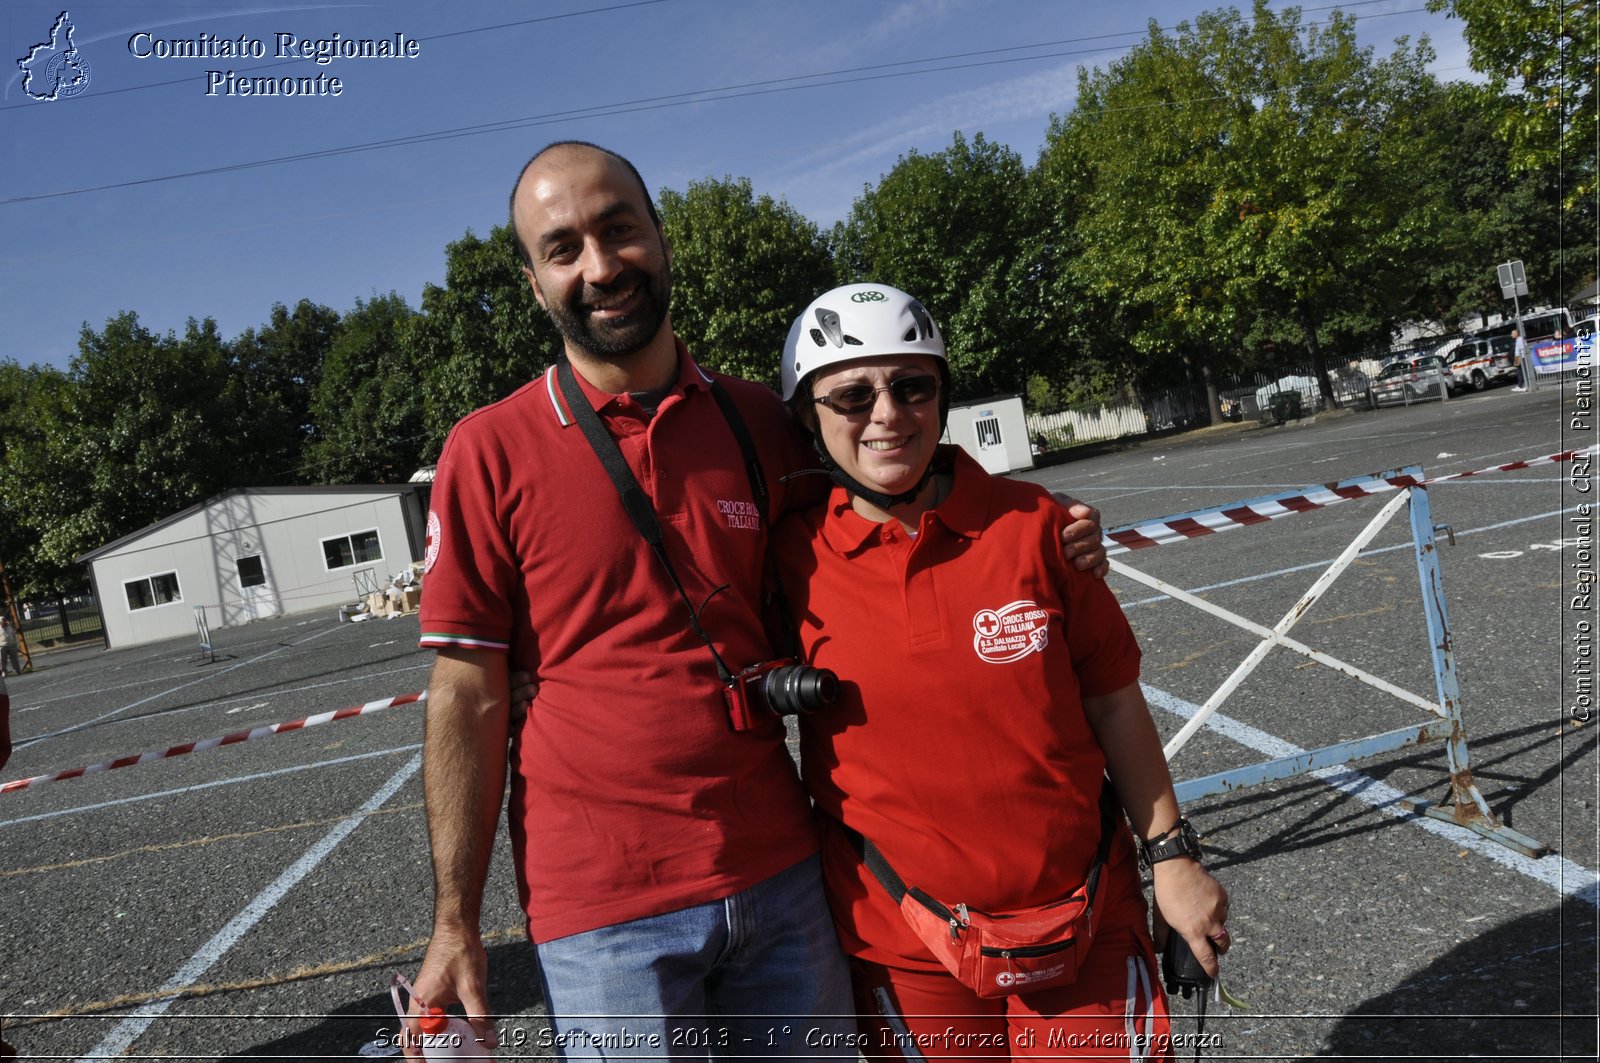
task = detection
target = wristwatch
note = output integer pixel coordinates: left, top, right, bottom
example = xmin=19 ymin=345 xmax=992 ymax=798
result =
xmin=1139 ymin=818 xmax=1203 ymax=868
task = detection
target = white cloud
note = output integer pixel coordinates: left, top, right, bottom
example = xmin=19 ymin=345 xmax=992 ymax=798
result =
xmin=774 ymin=58 xmax=1093 ymax=211
xmin=851 ymin=0 xmax=982 ymax=53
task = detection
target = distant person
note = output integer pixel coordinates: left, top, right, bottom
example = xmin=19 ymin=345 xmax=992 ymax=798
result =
xmin=1511 ymin=328 xmax=1529 ymax=391
xmin=0 ymin=617 xmax=23 ymax=676
xmin=0 ymin=672 xmax=10 ymax=770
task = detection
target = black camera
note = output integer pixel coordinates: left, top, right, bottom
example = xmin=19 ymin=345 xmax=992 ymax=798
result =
xmin=723 ymin=659 xmax=839 ymax=731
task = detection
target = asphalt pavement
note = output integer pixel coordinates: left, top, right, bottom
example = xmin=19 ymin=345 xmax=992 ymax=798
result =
xmin=1 ymin=379 xmax=1594 ymax=1060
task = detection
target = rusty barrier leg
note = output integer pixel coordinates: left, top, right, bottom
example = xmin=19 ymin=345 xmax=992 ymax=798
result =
xmin=1396 ymin=484 xmax=1549 ymax=857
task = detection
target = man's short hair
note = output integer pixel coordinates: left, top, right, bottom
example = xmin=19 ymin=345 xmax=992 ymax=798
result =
xmin=508 ymin=141 xmax=661 ymax=269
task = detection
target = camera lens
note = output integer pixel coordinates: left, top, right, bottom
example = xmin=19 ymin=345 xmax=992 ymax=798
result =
xmin=761 ymin=664 xmax=839 ymax=716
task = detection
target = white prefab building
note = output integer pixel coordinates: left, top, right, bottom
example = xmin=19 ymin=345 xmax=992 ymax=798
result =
xmin=78 ymin=485 xmax=427 ymax=650
xmin=944 ymin=395 xmax=1035 ymax=475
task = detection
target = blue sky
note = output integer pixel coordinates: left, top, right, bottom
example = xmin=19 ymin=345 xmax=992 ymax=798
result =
xmin=2 ymin=1 xmax=1473 ymax=372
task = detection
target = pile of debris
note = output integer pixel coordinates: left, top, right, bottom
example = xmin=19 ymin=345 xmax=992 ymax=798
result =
xmin=341 ymin=563 xmax=423 ymax=622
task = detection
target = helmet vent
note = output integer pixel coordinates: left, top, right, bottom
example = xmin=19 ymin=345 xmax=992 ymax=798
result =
xmin=809 ymin=329 xmax=826 ymax=347
xmin=844 ymin=335 xmax=863 ymax=345
xmin=814 ymin=308 xmax=845 ymax=347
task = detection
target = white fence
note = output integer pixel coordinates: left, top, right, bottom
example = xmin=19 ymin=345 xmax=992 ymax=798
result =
xmin=1028 ymin=404 xmax=1150 ymax=446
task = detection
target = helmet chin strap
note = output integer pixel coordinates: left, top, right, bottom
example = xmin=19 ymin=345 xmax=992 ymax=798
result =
xmin=809 ymin=434 xmax=937 ymax=512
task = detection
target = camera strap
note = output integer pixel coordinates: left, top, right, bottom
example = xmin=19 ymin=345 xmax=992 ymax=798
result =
xmin=555 ymin=358 xmax=769 ymax=684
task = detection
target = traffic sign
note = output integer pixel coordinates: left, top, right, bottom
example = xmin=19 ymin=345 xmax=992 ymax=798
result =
xmin=1498 ymin=260 xmax=1528 ymax=299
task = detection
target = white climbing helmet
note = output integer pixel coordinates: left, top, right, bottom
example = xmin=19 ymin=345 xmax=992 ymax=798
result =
xmin=781 ymin=283 xmax=946 ymax=401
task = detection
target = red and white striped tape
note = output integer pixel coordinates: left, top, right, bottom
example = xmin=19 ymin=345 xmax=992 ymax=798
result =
xmin=7 ymin=449 xmax=1590 ymax=790
xmin=0 ymin=690 xmax=426 ymax=795
xmin=1105 ymin=445 xmax=1597 ymax=555
xmin=1415 ymin=447 xmax=1596 ymax=484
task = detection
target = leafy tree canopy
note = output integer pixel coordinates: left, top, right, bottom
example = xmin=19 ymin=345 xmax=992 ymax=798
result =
xmin=834 ymin=132 xmax=1035 ymax=398
xmin=1050 ymin=2 xmax=1444 ymax=406
xmin=659 ymin=176 xmax=833 ymax=389
xmin=1427 ymin=0 xmax=1596 ymax=206
xmin=4 ymin=314 xmax=251 ymax=595
xmin=306 ymin=293 xmax=423 ymax=484
xmin=410 ymin=224 xmax=559 ymax=455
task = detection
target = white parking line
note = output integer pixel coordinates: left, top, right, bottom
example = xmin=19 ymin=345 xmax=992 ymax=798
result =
xmin=0 ymin=745 xmax=420 ymax=829
xmin=16 ymin=624 xmax=348 ymax=749
xmin=15 ymin=660 xmax=429 ymax=717
xmin=1143 ymin=685 xmax=1600 ymax=908
xmin=75 ymin=751 xmax=423 ymax=1062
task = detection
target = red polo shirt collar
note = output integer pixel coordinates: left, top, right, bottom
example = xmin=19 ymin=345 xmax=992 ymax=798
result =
xmin=818 ymin=444 xmax=992 ymax=554
xmin=542 ymin=336 xmax=713 ymax=426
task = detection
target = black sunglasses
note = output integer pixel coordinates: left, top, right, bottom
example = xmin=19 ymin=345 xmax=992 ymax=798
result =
xmin=812 ymin=373 xmax=940 ymax=415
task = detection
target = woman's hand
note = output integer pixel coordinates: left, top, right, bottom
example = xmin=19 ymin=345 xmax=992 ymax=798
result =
xmin=1150 ymin=857 xmax=1231 ymax=978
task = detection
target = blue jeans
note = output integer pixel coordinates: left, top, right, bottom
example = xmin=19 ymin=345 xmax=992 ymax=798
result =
xmin=534 ymin=855 xmax=855 ymax=1060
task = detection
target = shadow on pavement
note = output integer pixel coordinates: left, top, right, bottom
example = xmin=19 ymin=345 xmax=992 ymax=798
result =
xmin=233 ymin=939 xmax=548 ymax=1058
xmin=1321 ymin=895 xmax=1597 ymax=1060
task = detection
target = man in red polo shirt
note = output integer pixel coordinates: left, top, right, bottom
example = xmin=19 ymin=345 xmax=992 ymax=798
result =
xmin=410 ymin=141 xmax=857 ymax=1058
xmin=408 ymin=141 xmax=1108 ymax=1058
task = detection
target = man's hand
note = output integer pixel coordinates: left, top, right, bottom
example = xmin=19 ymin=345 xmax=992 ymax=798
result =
xmin=401 ymin=928 xmax=497 ymax=1058
xmin=1052 ymin=493 xmax=1109 ymax=579
xmin=508 ymin=670 xmax=539 ymax=716
xmin=408 ymin=648 xmax=508 ymax=1056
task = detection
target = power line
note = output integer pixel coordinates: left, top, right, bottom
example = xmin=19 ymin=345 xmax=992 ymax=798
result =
xmin=0 ymin=45 xmax=1132 ymax=205
xmin=2 ymin=1 xmax=1432 ymax=207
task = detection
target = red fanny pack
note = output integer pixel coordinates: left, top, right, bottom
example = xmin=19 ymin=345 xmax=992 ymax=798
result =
xmin=851 ymin=786 xmax=1116 ymax=999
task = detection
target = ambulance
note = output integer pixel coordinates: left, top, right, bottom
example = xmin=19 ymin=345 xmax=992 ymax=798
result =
xmin=1445 ymin=334 xmax=1518 ymax=391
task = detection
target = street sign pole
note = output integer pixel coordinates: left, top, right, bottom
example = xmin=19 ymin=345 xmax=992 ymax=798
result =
xmin=1498 ymin=260 xmax=1536 ymax=392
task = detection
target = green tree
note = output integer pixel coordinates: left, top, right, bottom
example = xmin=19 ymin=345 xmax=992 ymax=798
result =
xmin=0 ymin=361 xmax=74 ymax=598
xmin=1053 ymin=3 xmax=1444 ymax=411
xmin=408 ymin=224 xmax=559 ymax=455
xmin=1232 ymin=6 xmax=1445 ymax=384
xmin=1042 ymin=14 xmax=1245 ymax=413
xmin=834 ymin=132 xmax=1035 ymax=398
xmin=305 ymin=293 xmax=423 ymax=483
xmin=230 ymin=298 xmax=340 ymax=484
xmin=8 ymin=313 xmax=249 ymax=587
xmin=1023 ymin=113 xmax=1139 ymax=407
xmin=1427 ymin=0 xmax=1596 ymax=206
xmin=1406 ymin=80 xmax=1583 ymax=326
xmin=657 ymin=176 xmax=834 ymax=388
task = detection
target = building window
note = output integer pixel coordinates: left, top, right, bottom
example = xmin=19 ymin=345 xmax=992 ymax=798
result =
xmin=322 ymin=529 xmax=383 ymax=571
xmin=237 ymin=555 xmax=266 ymax=588
xmin=125 ymin=572 xmax=182 ymax=611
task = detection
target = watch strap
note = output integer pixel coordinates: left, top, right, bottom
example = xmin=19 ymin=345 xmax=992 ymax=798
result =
xmin=1140 ymin=818 xmax=1202 ymax=867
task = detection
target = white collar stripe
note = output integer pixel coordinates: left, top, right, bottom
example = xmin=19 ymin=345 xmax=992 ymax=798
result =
xmin=545 ymin=366 xmax=573 ymax=427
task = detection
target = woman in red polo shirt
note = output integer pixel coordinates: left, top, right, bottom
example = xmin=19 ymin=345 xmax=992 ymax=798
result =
xmin=772 ymin=284 xmax=1229 ymax=1061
